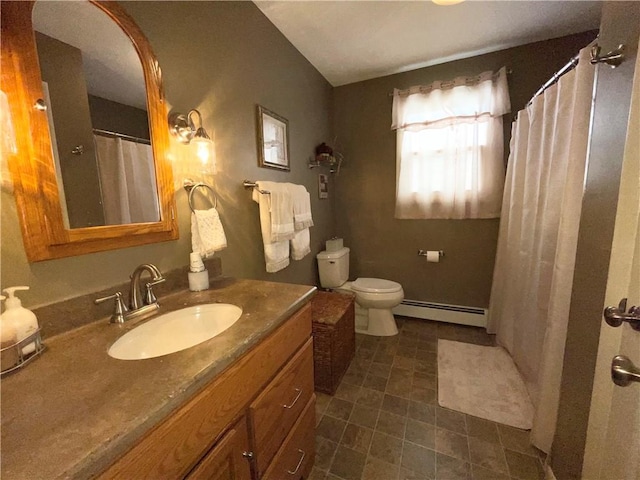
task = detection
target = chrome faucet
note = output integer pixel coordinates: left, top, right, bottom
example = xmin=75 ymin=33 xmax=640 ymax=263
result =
xmin=94 ymin=263 xmax=165 ymax=323
xmin=129 ymin=263 xmax=165 ymax=310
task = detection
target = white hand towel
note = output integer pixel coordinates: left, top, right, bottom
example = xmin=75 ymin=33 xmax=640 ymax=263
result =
xmin=266 ymin=182 xmax=295 ymax=242
xmin=252 ymin=184 xmax=289 ymax=272
xmin=289 ymin=184 xmax=314 ymax=230
xmin=291 ymin=228 xmax=311 ymax=260
xmin=191 ymin=207 xmax=227 ymax=258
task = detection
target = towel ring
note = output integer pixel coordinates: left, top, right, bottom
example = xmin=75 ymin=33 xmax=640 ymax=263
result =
xmin=184 ymin=180 xmax=217 ymax=213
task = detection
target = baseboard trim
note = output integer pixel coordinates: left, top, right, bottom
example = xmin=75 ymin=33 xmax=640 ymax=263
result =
xmin=393 ymin=300 xmax=488 ymax=328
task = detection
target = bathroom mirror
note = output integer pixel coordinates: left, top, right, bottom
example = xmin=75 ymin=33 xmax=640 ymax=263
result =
xmin=1 ymin=1 xmax=178 ymax=261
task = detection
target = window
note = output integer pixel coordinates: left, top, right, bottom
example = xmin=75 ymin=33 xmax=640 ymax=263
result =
xmin=392 ymin=68 xmax=511 ymax=219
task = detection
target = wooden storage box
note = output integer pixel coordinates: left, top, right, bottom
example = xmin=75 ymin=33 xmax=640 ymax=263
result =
xmin=311 ymin=291 xmax=355 ymax=395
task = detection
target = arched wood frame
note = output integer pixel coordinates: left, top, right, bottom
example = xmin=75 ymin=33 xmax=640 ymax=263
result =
xmin=1 ymin=1 xmax=178 ymax=262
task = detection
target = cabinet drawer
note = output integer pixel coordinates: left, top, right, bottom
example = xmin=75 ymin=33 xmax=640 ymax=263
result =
xmin=185 ymin=417 xmax=251 ymax=480
xmin=249 ymin=338 xmax=314 ymax=476
xmin=262 ymin=396 xmax=315 ymax=480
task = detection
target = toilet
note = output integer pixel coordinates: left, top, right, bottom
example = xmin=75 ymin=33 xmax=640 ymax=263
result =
xmin=317 ymin=247 xmax=403 ymax=336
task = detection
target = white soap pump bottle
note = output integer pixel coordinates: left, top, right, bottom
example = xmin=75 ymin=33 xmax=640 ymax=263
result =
xmin=2 ymin=286 xmax=39 ymax=355
xmin=0 ymin=294 xmax=19 ymax=370
xmin=188 ymin=252 xmax=209 ymax=292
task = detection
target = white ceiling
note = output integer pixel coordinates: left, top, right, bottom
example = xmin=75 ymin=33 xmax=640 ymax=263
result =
xmin=254 ymin=1 xmax=602 ymax=86
xmin=33 ymin=1 xmax=147 ymax=110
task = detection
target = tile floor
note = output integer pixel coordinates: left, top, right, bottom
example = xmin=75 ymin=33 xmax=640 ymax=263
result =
xmin=310 ymin=317 xmax=546 ymax=480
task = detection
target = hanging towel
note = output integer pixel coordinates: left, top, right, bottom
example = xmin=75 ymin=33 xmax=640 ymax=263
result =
xmin=191 ymin=207 xmax=227 ymax=258
xmin=289 ymin=184 xmax=314 ymax=230
xmin=287 ymin=183 xmax=313 ymax=260
xmin=253 ymin=183 xmax=289 ymax=272
xmin=291 ymin=228 xmax=311 ymax=260
xmin=264 ymin=182 xmax=295 ymax=242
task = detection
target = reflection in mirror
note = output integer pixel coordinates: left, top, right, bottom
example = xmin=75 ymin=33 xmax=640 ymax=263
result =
xmin=32 ymin=1 xmax=160 ymax=228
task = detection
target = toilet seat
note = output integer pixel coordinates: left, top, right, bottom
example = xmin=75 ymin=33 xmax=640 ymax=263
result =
xmin=352 ymin=278 xmax=402 ymax=294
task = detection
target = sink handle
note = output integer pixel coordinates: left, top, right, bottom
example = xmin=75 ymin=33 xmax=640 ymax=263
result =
xmin=94 ymin=292 xmax=128 ymax=324
xmin=145 ymin=278 xmax=165 ymax=305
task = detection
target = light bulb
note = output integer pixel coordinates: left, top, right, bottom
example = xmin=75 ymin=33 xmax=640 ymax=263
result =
xmin=193 ymin=137 xmax=216 ymax=174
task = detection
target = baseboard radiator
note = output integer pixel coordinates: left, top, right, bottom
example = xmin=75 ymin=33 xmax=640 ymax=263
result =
xmin=392 ymin=300 xmax=488 ymax=328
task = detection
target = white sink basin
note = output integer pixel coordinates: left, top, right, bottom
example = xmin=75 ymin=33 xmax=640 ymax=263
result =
xmin=108 ymin=303 xmax=242 ymax=360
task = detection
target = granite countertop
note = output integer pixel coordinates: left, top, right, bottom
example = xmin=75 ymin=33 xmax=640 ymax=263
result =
xmin=0 ymin=277 xmax=316 ymax=480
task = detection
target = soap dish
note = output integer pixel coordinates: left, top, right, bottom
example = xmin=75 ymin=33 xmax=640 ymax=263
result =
xmin=0 ymin=329 xmax=45 ymax=376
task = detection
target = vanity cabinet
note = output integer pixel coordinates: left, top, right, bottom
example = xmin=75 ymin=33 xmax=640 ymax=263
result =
xmin=97 ymin=302 xmax=315 ymax=480
xmin=185 ymin=418 xmax=252 ymax=480
xmin=249 ymin=339 xmax=314 ymax=476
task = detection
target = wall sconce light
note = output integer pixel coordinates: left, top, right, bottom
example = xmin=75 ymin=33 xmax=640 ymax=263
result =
xmin=169 ymin=109 xmax=216 ymax=174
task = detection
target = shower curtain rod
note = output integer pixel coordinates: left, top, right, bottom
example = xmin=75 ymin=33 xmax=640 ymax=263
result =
xmin=526 ymin=53 xmax=580 ymax=108
xmin=93 ymin=128 xmax=151 ymax=145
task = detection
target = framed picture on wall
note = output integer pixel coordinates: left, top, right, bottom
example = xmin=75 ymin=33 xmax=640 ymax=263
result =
xmin=318 ymin=173 xmax=329 ymax=199
xmin=257 ymin=105 xmax=290 ymax=171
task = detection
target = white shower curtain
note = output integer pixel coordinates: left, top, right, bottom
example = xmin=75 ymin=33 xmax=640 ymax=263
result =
xmin=94 ymin=135 xmax=160 ymax=225
xmin=488 ymin=46 xmax=595 ymax=453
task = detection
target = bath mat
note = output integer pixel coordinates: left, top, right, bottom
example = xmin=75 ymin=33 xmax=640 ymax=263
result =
xmin=437 ymin=339 xmax=534 ymax=429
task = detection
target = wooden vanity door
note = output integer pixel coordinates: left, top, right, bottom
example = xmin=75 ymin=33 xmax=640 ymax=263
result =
xmin=185 ymin=418 xmax=252 ymax=480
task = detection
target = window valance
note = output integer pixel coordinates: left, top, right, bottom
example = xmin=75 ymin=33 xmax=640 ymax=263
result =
xmin=391 ymin=67 xmax=511 ymax=131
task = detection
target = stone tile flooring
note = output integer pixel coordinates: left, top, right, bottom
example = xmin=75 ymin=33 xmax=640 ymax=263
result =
xmin=311 ymin=317 xmax=545 ymax=480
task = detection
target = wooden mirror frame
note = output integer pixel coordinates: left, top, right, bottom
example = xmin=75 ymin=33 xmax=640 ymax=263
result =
xmin=1 ymin=1 xmax=178 ymax=262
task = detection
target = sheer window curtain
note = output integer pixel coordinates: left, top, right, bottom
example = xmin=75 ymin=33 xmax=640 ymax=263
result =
xmin=392 ymin=67 xmax=511 ymax=219
xmin=488 ymin=46 xmax=595 ymax=453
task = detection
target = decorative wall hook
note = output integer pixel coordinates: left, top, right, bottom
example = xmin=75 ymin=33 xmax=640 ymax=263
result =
xmin=590 ymin=44 xmax=626 ymax=68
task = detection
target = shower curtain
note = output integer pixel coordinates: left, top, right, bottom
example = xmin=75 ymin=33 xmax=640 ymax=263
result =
xmin=488 ymin=46 xmax=595 ymax=453
xmin=94 ymin=135 xmax=160 ymax=225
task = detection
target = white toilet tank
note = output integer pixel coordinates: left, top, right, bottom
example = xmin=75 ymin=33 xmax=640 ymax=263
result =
xmin=317 ymin=247 xmax=350 ymax=288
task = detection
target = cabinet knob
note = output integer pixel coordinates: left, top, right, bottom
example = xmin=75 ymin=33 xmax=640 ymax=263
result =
xmin=242 ymin=451 xmax=254 ymax=459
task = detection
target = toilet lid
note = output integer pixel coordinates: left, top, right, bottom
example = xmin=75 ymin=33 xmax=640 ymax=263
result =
xmin=351 ymin=278 xmax=402 ymax=294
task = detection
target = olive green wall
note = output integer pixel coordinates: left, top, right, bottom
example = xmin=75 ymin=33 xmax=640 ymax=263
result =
xmin=88 ymin=95 xmax=150 ymax=140
xmin=0 ymin=1 xmax=334 ymax=308
xmin=332 ymin=31 xmax=597 ymax=308
xmin=0 ymin=2 xmax=598 ymax=315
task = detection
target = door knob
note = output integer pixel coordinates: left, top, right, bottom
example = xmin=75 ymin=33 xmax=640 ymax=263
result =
xmin=611 ymin=355 xmax=640 ymax=387
xmin=604 ymin=298 xmax=640 ymax=330
xmin=71 ymin=145 xmax=85 ymax=155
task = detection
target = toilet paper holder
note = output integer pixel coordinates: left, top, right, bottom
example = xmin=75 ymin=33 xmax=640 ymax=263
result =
xmin=418 ymin=250 xmax=444 ymax=259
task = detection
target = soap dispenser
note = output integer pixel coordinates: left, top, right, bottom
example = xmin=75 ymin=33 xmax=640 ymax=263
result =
xmin=2 ymin=287 xmax=39 ymax=355
xmin=188 ymin=252 xmax=209 ymax=291
xmin=0 ymin=294 xmax=19 ymax=370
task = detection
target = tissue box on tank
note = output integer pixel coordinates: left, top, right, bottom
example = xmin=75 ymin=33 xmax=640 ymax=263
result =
xmin=325 ymin=238 xmax=344 ymax=252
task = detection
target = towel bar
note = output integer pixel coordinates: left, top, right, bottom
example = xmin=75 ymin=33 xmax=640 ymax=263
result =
xmin=243 ymin=180 xmax=271 ymax=194
xmin=184 ymin=179 xmax=217 ymax=212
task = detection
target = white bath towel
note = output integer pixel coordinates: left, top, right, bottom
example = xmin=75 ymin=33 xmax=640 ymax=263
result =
xmin=253 ymin=184 xmax=289 ymax=272
xmin=289 ymin=184 xmax=314 ymax=230
xmin=291 ymin=228 xmax=311 ymax=260
xmin=265 ymin=182 xmax=295 ymax=242
xmin=288 ymin=184 xmax=313 ymax=260
xmin=191 ymin=208 xmax=227 ymax=258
